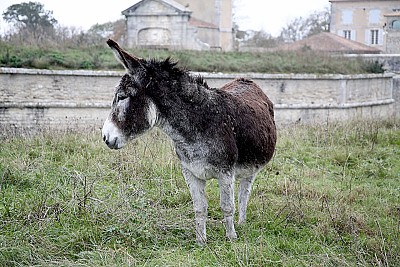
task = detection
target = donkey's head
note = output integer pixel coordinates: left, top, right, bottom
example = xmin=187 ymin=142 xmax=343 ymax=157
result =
xmin=102 ymin=39 xmax=158 ymax=149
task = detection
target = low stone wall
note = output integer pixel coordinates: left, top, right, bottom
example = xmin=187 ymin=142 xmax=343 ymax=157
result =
xmin=202 ymin=72 xmax=396 ymax=124
xmin=0 ymin=67 xmax=396 ymax=131
xmin=0 ymin=68 xmax=118 ymax=132
xmin=393 ymin=74 xmax=400 ymax=118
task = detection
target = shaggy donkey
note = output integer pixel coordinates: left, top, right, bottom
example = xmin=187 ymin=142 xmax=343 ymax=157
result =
xmin=102 ymin=39 xmax=277 ymax=244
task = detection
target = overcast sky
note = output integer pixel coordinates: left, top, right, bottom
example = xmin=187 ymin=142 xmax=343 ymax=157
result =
xmin=0 ymin=0 xmax=329 ymax=36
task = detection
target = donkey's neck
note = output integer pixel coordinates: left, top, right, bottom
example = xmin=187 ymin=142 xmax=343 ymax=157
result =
xmin=151 ymin=73 xmax=215 ymax=143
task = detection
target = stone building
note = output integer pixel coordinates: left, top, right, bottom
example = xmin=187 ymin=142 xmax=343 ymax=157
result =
xmin=122 ymin=0 xmax=233 ymax=51
xmin=384 ymin=12 xmax=400 ymax=53
xmin=329 ymin=0 xmax=400 ymax=53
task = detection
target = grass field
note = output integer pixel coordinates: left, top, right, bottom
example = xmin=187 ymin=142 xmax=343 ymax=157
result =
xmin=0 ymin=120 xmax=399 ymax=266
xmin=0 ymin=41 xmax=384 ymax=74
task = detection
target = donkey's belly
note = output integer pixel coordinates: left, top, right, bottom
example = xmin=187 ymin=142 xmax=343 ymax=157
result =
xmin=175 ymin=142 xmax=219 ymax=180
xmin=181 ymin=159 xmax=220 ymax=180
xmin=181 ymin=160 xmax=264 ymax=181
xmin=234 ymin=164 xmax=265 ymax=179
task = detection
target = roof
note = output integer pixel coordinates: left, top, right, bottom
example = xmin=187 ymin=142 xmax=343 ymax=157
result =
xmin=330 ymin=0 xmax=394 ymax=2
xmin=189 ymin=17 xmax=218 ymax=29
xmin=277 ymin=32 xmax=381 ymax=54
xmin=122 ymin=0 xmax=191 ymax=16
xmin=384 ymin=12 xmax=400 ymax=17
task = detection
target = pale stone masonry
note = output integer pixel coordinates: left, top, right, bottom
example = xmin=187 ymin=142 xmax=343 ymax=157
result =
xmin=385 ymin=12 xmax=400 ymax=53
xmin=122 ymin=0 xmax=233 ymax=51
xmin=0 ymin=68 xmax=396 ymax=131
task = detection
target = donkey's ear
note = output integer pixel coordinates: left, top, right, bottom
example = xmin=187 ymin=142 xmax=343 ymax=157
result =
xmin=107 ymin=39 xmax=144 ymax=73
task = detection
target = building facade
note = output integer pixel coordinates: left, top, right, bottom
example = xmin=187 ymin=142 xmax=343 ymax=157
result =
xmin=330 ymin=0 xmax=400 ymax=53
xmin=174 ymin=0 xmax=233 ymax=50
xmin=384 ymin=12 xmax=400 ymax=53
xmin=122 ymin=0 xmax=233 ymax=51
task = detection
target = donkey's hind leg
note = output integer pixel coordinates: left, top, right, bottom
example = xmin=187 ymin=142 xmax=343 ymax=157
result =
xmin=238 ymin=174 xmax=256 ymax=224
xmin=218 ymin=173 xmax=237 ymax=240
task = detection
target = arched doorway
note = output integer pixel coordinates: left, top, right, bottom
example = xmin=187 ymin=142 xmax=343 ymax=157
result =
xmin=138 ymin=28 xmax=171 ymax=46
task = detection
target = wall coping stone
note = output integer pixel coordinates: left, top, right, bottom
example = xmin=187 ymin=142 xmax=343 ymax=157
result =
xmin=1 ymin=99 xmax=393 ymax=110
xmin=0 ymin=67 xmax=395 ymax=80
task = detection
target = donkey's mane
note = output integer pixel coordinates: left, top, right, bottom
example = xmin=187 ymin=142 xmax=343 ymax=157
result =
xmin=143 ymin=57 xmax=210 ymax=89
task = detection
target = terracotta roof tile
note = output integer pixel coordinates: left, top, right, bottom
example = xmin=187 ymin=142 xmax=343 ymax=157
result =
xmin=189 ymin=17 xmax=218 ymax=29
xmin=277 ymin=32 xmax=381 ymax=54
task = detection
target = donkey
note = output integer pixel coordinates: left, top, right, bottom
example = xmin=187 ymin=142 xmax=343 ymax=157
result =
xmin=102 ymin=39 xmax=277 ymax=244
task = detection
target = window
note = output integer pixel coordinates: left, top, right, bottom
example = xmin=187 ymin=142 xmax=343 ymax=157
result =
xmin=370 ymin=30 xmax=379 ymax=45
xmin=392 ymin=20 xmax=400 ymax=30
xmin=369 ymin=9 xmax=380 ymax=24
xmin=342 ymin=10 xmax=353 ymax=24
xmin=343 ymin=30 xmax=351 ymax=40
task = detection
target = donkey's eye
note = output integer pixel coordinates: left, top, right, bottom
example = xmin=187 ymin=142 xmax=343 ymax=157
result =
xmin=116 ymin=94 xmax=128 ymax=102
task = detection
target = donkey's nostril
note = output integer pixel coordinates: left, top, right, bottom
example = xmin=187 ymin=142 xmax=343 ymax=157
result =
xmin=103 ymin=135 xmax=110 ymax=145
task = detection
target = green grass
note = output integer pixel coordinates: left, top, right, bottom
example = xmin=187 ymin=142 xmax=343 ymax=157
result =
xmin=0 ymin=120 xmax=399 ymax=266
xmin=0 ymin=41 xmax=384 ymax=74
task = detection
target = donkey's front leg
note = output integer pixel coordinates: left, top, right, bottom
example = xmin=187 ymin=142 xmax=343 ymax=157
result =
xmin=182 ymin=168 xmax=208 ymax=244
xmin=218 ymin=173 xmax=237 ymax=240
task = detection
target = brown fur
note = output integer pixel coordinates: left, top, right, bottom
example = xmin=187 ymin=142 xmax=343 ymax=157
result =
xmin=102 ymin=39 xmax=277 ymax=244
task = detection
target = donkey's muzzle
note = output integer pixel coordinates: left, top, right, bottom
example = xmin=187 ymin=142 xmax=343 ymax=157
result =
xmin=102 ymin=118 xmax=126 ymax=150
xmin=103 ymin=135 xmax=120 ymax=149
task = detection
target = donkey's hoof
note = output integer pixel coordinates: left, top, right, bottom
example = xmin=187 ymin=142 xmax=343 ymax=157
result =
xmin=226 ymin=232 xmax=238 ymax=241
xmin=238 ymin=219 xmax=246 ymax=225
xmin=196 ymin=238 xmax=207 ymax=246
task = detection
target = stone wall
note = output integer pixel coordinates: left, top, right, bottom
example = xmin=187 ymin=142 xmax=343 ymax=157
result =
xmin=386 ymin=31 xmax=400 ymax=54
xmin=0 ymin=68 xmax=117 ymax=132
xmin=385 ymin=14 xmax=400 ymax=54
xmin=0 ymin=68 xmax=396 ymax=132
xmin=202 ymin=72 xmax=396 ymax=124
xmin=393 ymin=75 xmax=400 ymax=118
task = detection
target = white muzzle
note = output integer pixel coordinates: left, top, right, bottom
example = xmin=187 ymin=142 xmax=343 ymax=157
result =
xmin=102 ymin=118 xmax=126 ymax=149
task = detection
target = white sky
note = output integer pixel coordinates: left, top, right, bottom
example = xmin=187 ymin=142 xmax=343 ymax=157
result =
xmin=0 ymin=0 xmax=329 ymax=36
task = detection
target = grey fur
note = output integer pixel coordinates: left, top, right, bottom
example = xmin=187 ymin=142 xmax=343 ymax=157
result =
xmin=102 ymin=39 xmax=277 ymax=244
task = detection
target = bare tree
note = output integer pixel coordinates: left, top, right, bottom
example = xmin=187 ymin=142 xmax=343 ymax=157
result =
xmin=87 ymin=19 xmax=126 ymax=45
xmin=240 ymin=30 xmax=282 ymax=48
xmin=280 ymin=8 xmax=330 ymax=43
xmin=280 ymin=16 xmax=307 ymax=43
xmin=306 ymin=8 xmax=331 ymax=36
